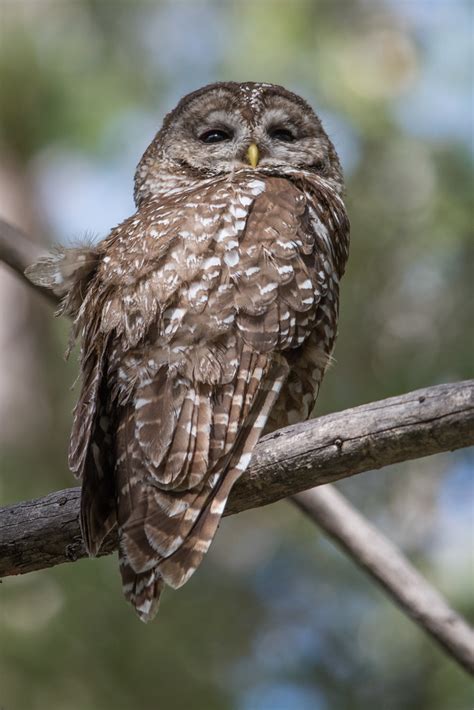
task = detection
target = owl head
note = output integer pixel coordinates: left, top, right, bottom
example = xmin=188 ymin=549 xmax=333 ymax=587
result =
xmin=135 ymin=82 xmax=343 ymax=204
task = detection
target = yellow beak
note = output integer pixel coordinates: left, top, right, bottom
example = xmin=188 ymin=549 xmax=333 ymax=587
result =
xmin=246 ymin=143 xmax=259 ymax=168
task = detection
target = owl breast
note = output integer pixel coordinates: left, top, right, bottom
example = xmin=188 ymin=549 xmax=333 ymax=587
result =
xmin=97 ymin=171 xmax=344 ymax=397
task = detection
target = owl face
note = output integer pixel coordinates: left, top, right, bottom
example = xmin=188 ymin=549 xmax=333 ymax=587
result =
xmin=135 ymin=82 xmax=343 ymax=203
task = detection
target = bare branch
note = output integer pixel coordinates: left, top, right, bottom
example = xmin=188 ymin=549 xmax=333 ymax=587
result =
xmin=0 ymin=217 xmax=57 ymax=304
xmin=293 ymin=486 xmax=474 ymax=675
xmin=1 ymin=379 xmax=472 ymax=578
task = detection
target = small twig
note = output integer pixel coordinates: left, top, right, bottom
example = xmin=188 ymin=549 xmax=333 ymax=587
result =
xmin=293 ymin=486 xmax=474 ymax=675
xmin=0 ymin=217 xmax=57 ymax=303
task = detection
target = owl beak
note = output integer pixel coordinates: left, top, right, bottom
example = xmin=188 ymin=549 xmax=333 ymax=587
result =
xmin=246 ymin=143 xmax=260 ymax=168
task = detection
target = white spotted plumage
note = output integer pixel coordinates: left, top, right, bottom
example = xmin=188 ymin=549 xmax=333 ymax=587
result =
xmin=25 ymin=81 xmax=349 ymax=622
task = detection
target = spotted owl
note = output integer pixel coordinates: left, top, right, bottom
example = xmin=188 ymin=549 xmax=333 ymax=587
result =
xmin=26 ymin=82 xmax=350 ymax=621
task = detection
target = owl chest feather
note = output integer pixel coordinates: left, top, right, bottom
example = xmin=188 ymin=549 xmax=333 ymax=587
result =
xmin=90 ymin=172 xmax=345 ymax=398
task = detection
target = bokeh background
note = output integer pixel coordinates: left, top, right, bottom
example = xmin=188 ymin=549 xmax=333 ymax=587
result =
xmin=0 ymin=1 xmax=473 ymax=708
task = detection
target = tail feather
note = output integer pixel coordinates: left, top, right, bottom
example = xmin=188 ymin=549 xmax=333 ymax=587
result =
xmin=119 ymin=553 xmax=164 ymax=623
xmin=159 ymin=358 xmax=288 ymax=590
xmin=116 ymin=354 xmax=289 ymax=621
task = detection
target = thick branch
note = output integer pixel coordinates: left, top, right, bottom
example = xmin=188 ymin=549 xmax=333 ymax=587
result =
xmin=293 ymin=487 xmax=474 ymax=675
xmin=1 ymin=379 xmax=473 ymax=578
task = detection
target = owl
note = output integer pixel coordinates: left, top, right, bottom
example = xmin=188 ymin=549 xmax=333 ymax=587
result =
xmin=26 ymin=82 xmax=350 ymax=622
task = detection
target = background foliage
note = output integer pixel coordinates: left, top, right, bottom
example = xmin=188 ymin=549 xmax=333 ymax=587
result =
xmin=0 ymin=1 xmax=472 ymax=709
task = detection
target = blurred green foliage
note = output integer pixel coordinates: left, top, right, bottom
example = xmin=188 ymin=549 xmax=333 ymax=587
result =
xmin=0 ymin=1 xmax=472 ymax=709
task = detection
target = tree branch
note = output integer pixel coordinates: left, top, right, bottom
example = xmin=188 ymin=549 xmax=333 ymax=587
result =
xmin=0 ymin=217 xmax=57 ymax=304
xmin=1 ymin=217 xmax=473 ymax=674
xmin=292 ymin=487 xmax=474 ymax=675
xmin=1 ymin=379 xmax=473 ymax=578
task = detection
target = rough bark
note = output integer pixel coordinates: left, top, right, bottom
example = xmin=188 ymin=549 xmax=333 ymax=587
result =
xmin=1 ymin=379 xmax=472 ymax=578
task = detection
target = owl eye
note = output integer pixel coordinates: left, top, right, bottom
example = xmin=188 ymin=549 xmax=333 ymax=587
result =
xmin=199 ymin=129 xmax=233 ymax=144
xmin=269 ymin=127 xmax=295 ymax=142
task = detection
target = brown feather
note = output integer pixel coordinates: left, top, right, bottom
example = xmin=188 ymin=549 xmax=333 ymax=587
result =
xmin=25 ymin=82 xmax=350 ymax=622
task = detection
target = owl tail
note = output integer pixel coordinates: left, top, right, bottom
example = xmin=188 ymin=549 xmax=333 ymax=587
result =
xmin=115 ymin=353 xmax=289 ymax=622
xmin=119 ymin=555 xmax=165 ymax=623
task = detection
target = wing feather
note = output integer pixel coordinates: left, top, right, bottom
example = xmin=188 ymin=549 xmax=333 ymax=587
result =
xmin=26 ymin=168 xmax=349 ymax=623
xmin=158 ymin=357 xmax=289 ymax=590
